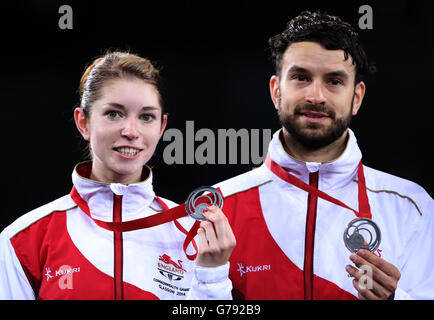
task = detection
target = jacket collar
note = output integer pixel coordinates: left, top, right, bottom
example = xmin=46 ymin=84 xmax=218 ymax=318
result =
xmin=267 ymin=128 xmax=362 ymax=190
xmin=71 ymin=161 xmax=157 ymax=222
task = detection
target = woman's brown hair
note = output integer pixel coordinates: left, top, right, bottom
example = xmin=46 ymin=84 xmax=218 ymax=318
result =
xmin=78 ymin=50 xmax=165 ymax=119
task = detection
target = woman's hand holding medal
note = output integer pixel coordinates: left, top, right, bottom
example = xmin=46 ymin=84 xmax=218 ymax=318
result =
xmin=195 ymin=204 xmax=236 ymax=268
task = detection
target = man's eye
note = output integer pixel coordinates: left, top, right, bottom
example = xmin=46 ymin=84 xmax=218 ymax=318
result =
xmin=329 ymin=79 xmax=343 ymax=86
xmin=293 ymin=75 xmax=308 ymax=82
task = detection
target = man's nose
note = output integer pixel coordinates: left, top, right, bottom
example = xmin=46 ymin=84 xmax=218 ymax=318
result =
xmin=121 ymin=117 xmax=139 ymax=139
xmin=305 ymin=80 xmax=327 ymax=105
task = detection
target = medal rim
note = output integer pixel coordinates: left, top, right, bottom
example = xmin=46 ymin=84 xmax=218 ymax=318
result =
xmin=343 ymin=217 xmax=381 ymax=253
xmin=185 ymin=186 xmax=224 ymax=221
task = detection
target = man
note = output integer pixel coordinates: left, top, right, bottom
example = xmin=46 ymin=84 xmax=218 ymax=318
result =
xmin=213 ymin=11 xmax=434 ymax=299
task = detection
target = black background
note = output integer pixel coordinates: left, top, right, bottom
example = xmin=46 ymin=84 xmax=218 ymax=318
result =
xmin=1 ymin=0 xmax=433 ymax=230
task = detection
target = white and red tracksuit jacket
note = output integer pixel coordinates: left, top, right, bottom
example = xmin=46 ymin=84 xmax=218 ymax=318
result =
xmin=213 ymin=129 xmax=434 ymax=300
xmin=0 ymin=162 xmax=232 ymax=300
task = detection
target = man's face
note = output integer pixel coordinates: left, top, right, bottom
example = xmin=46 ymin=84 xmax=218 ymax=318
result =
xmin=270 ymin=41 xmax=365 ymax=149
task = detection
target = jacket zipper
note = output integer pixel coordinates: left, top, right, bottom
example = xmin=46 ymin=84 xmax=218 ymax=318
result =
xmin=303 ymin=171 xmax=319 ymax=300
xmin=113 ymin=194 xmax=124 ymax=300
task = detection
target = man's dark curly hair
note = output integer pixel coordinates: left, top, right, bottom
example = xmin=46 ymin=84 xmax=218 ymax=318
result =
xmin=269 ymin=10 xmax=376 ymax=83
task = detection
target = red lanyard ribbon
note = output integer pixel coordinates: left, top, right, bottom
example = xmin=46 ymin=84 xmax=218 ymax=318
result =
xmin=264 ymin=154 xmax=372 ymax=219
xmin=70 ymin=186 xmax=207 ymax=260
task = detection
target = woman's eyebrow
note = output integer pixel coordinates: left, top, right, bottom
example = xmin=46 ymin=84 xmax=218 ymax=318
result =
xmin=104 ymin=102 xmax=125 ymax=110
xmin=104 ymin=102 xmax=159 ymax=111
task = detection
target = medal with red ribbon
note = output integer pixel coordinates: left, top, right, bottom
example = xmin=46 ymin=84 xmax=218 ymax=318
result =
xmin=70 ymin=185 xmax=224 ymax=260
xmin=264 ymin=153 xmax=381 ymax=253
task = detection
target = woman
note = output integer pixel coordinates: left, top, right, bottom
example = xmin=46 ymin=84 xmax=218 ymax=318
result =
xmin=0 ymin=51 xmax=236 ymax=300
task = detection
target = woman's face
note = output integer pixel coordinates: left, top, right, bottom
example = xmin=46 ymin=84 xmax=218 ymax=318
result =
xmin=75 ymin=78 xmax=167 ymax=184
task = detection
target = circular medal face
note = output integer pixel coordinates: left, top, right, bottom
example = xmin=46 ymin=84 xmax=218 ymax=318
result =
xmin=343 ymin=218 xmax=381 ymax=253
xmin=185 ymin=186 xmax=224 ymax=221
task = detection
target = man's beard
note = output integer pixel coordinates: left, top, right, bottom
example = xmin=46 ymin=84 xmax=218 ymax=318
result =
xmin=278 ymin=97 xmax=354 ymax=150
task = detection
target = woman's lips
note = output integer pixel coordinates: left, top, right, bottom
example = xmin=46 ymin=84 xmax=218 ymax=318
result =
xmin=113 ymin=147 xmax=142 ymax=159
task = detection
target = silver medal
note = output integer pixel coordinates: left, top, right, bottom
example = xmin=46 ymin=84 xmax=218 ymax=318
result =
xmin=185 ymin=186 xmax=224 ymax=221
xmin=343 ymin=218 xmax=381 ymax=253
